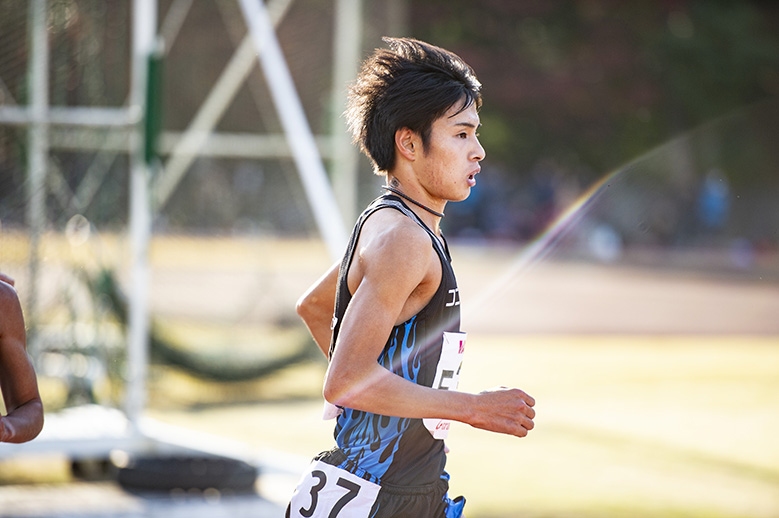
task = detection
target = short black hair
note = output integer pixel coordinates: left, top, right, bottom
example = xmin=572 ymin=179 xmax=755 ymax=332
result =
xmin=346 ymin=37 xmax=482 ymax=174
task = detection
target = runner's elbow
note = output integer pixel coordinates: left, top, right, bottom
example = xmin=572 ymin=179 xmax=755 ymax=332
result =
xmin=296 ymin=296 xmax=318 ymax=332
xmin=322 ymin=375 xmax=349 ymax=407
xmin=24 ymin=414 xmax=44 ymax=443
xmin=295 ymin=292 xmax=312 ymax=320
xmin=323 ymin=368 xmax=371 ymax=409
xmin=296 ymin=291 xmax=330 ymax=326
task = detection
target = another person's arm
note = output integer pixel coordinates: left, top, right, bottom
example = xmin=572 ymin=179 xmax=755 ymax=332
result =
xmin=0 ymin=277 xmax=44 ymax=443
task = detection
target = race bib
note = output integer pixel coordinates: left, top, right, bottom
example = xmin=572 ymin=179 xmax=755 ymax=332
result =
xmin=423 ymin=331 xmax=466 ymax=440
xmin=322 ymin=400 xmax=342 ymax=420
xmin=288 ymin=460 xmax=380 ymax=518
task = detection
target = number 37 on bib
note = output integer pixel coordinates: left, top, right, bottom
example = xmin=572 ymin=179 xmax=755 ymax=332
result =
xmin=288 ymin=461 xmax=380 ymax=518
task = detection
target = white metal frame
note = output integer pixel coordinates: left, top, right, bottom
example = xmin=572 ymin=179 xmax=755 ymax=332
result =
xmin=0 ymin=0 xmax=356 ymax=461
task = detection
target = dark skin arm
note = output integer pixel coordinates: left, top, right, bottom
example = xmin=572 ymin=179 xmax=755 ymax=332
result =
xmin=0 ymin=274 xmax=44 ymax=443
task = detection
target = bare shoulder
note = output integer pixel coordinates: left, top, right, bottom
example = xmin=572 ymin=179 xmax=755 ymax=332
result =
xmin=359 ymin=208 xmax=434 ymax=270
xmin=346 ymin=208 xmax=440 ymax=323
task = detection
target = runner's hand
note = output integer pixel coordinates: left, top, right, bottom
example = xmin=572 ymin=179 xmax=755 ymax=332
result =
xmin=469 ymin=386 xmax=535 ymax=438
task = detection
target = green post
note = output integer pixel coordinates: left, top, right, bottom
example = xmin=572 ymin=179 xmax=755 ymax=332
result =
xmin=143 ymin=43 xmax=163 ymax=167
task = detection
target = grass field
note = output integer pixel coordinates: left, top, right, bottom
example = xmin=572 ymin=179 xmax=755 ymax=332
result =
xmin=3 ymin=235 xmax=778 ymax=516
xmin=145 ymin=334 xmax=779 ymax=518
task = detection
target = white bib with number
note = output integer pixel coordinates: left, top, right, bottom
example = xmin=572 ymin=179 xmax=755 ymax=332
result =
xmin=423 ymin=331 xmax=466 ymax=440
xmin=288 ymin=460 xmax=381 ymax=518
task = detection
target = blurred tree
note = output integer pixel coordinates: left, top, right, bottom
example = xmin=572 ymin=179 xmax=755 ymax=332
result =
xmin=412 ymin=0 xmax=779 ymax=183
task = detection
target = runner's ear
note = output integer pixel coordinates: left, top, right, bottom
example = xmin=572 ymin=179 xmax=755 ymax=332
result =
xmin=395 ymin=127 xmax=417 ymax=161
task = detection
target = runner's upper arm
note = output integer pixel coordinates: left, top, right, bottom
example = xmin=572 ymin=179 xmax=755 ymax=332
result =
xmin=324 ymin=215 xmax=433 ymax=404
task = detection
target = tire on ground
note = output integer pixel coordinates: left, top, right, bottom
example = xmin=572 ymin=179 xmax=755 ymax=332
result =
xmin=114 ymin=455 xmax=258 ymax=492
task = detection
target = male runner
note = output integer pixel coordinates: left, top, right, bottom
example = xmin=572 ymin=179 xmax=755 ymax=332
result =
xmin=288 ymin=37 xmax=535 ymax=517
xmin=0 ymin=272 xmax=44 ymax=443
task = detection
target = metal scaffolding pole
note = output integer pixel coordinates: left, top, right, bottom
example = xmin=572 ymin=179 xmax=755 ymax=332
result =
xmin=238 ymin=0 xmax=348 ymax=260
xmin=330 ymin=0 xmax=362 ymax=225
xmin=152 ymin=34 xmax=258 ymax=212
xmin=152 ymin=0 xmax=294 ymax=213
xmin=125 ymin=0 xmax=157 ymax=431
xmin=25 ymin=0 xmax=49 ymax=352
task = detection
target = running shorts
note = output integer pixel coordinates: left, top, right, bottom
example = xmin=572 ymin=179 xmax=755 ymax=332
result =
xmin=286 ymin=449 xmax=466 ymax=518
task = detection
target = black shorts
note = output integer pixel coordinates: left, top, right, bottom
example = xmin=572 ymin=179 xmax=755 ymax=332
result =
xmin=286 ymin=449 xmax=466 ymax=518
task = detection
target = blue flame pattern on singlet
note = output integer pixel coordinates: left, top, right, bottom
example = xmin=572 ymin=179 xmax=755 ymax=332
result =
xmin=328 ymin=194 xmax=461 ymax=488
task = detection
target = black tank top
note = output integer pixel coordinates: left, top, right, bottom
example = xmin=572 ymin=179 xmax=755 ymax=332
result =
xmin=328 ymin=193 xmax=462 ymax=486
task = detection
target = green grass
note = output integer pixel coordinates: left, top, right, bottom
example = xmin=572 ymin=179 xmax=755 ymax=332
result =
xmin=147 ymin=334 xmax=779 ymax=518
xmin=4 ymin=234 xmax=778 ymax=515
xmin=445 ymin=335 xmax=779 ymax=517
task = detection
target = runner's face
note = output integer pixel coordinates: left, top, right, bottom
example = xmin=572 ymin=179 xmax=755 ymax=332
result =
xmin=417 ymin=101 xmax=485 ymax=203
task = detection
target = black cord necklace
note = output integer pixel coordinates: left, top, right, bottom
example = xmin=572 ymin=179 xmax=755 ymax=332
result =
xmin=382 ymin=186 xmax=445 ymax=218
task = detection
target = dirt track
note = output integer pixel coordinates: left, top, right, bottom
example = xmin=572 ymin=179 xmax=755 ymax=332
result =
xmin=144 ymin=239 xmax=779 ymax=336
xmin=453 ymin=245 xmax=779 ymax=335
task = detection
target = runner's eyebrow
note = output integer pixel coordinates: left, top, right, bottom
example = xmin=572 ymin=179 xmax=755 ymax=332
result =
xmin=453 ymin=121 xmax=481 ymax=129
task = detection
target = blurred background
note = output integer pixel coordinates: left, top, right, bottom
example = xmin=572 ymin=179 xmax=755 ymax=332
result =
xmin=1 ymin=1 xmax=778 ymax=517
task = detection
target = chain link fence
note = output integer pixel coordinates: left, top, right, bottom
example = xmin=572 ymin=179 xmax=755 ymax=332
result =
xmin=0 ymin=0 xmax=403 ymax=414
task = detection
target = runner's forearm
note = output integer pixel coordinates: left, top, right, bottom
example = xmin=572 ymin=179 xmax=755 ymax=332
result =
xmin=324 ymin=362 xmax=476 ymax=422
